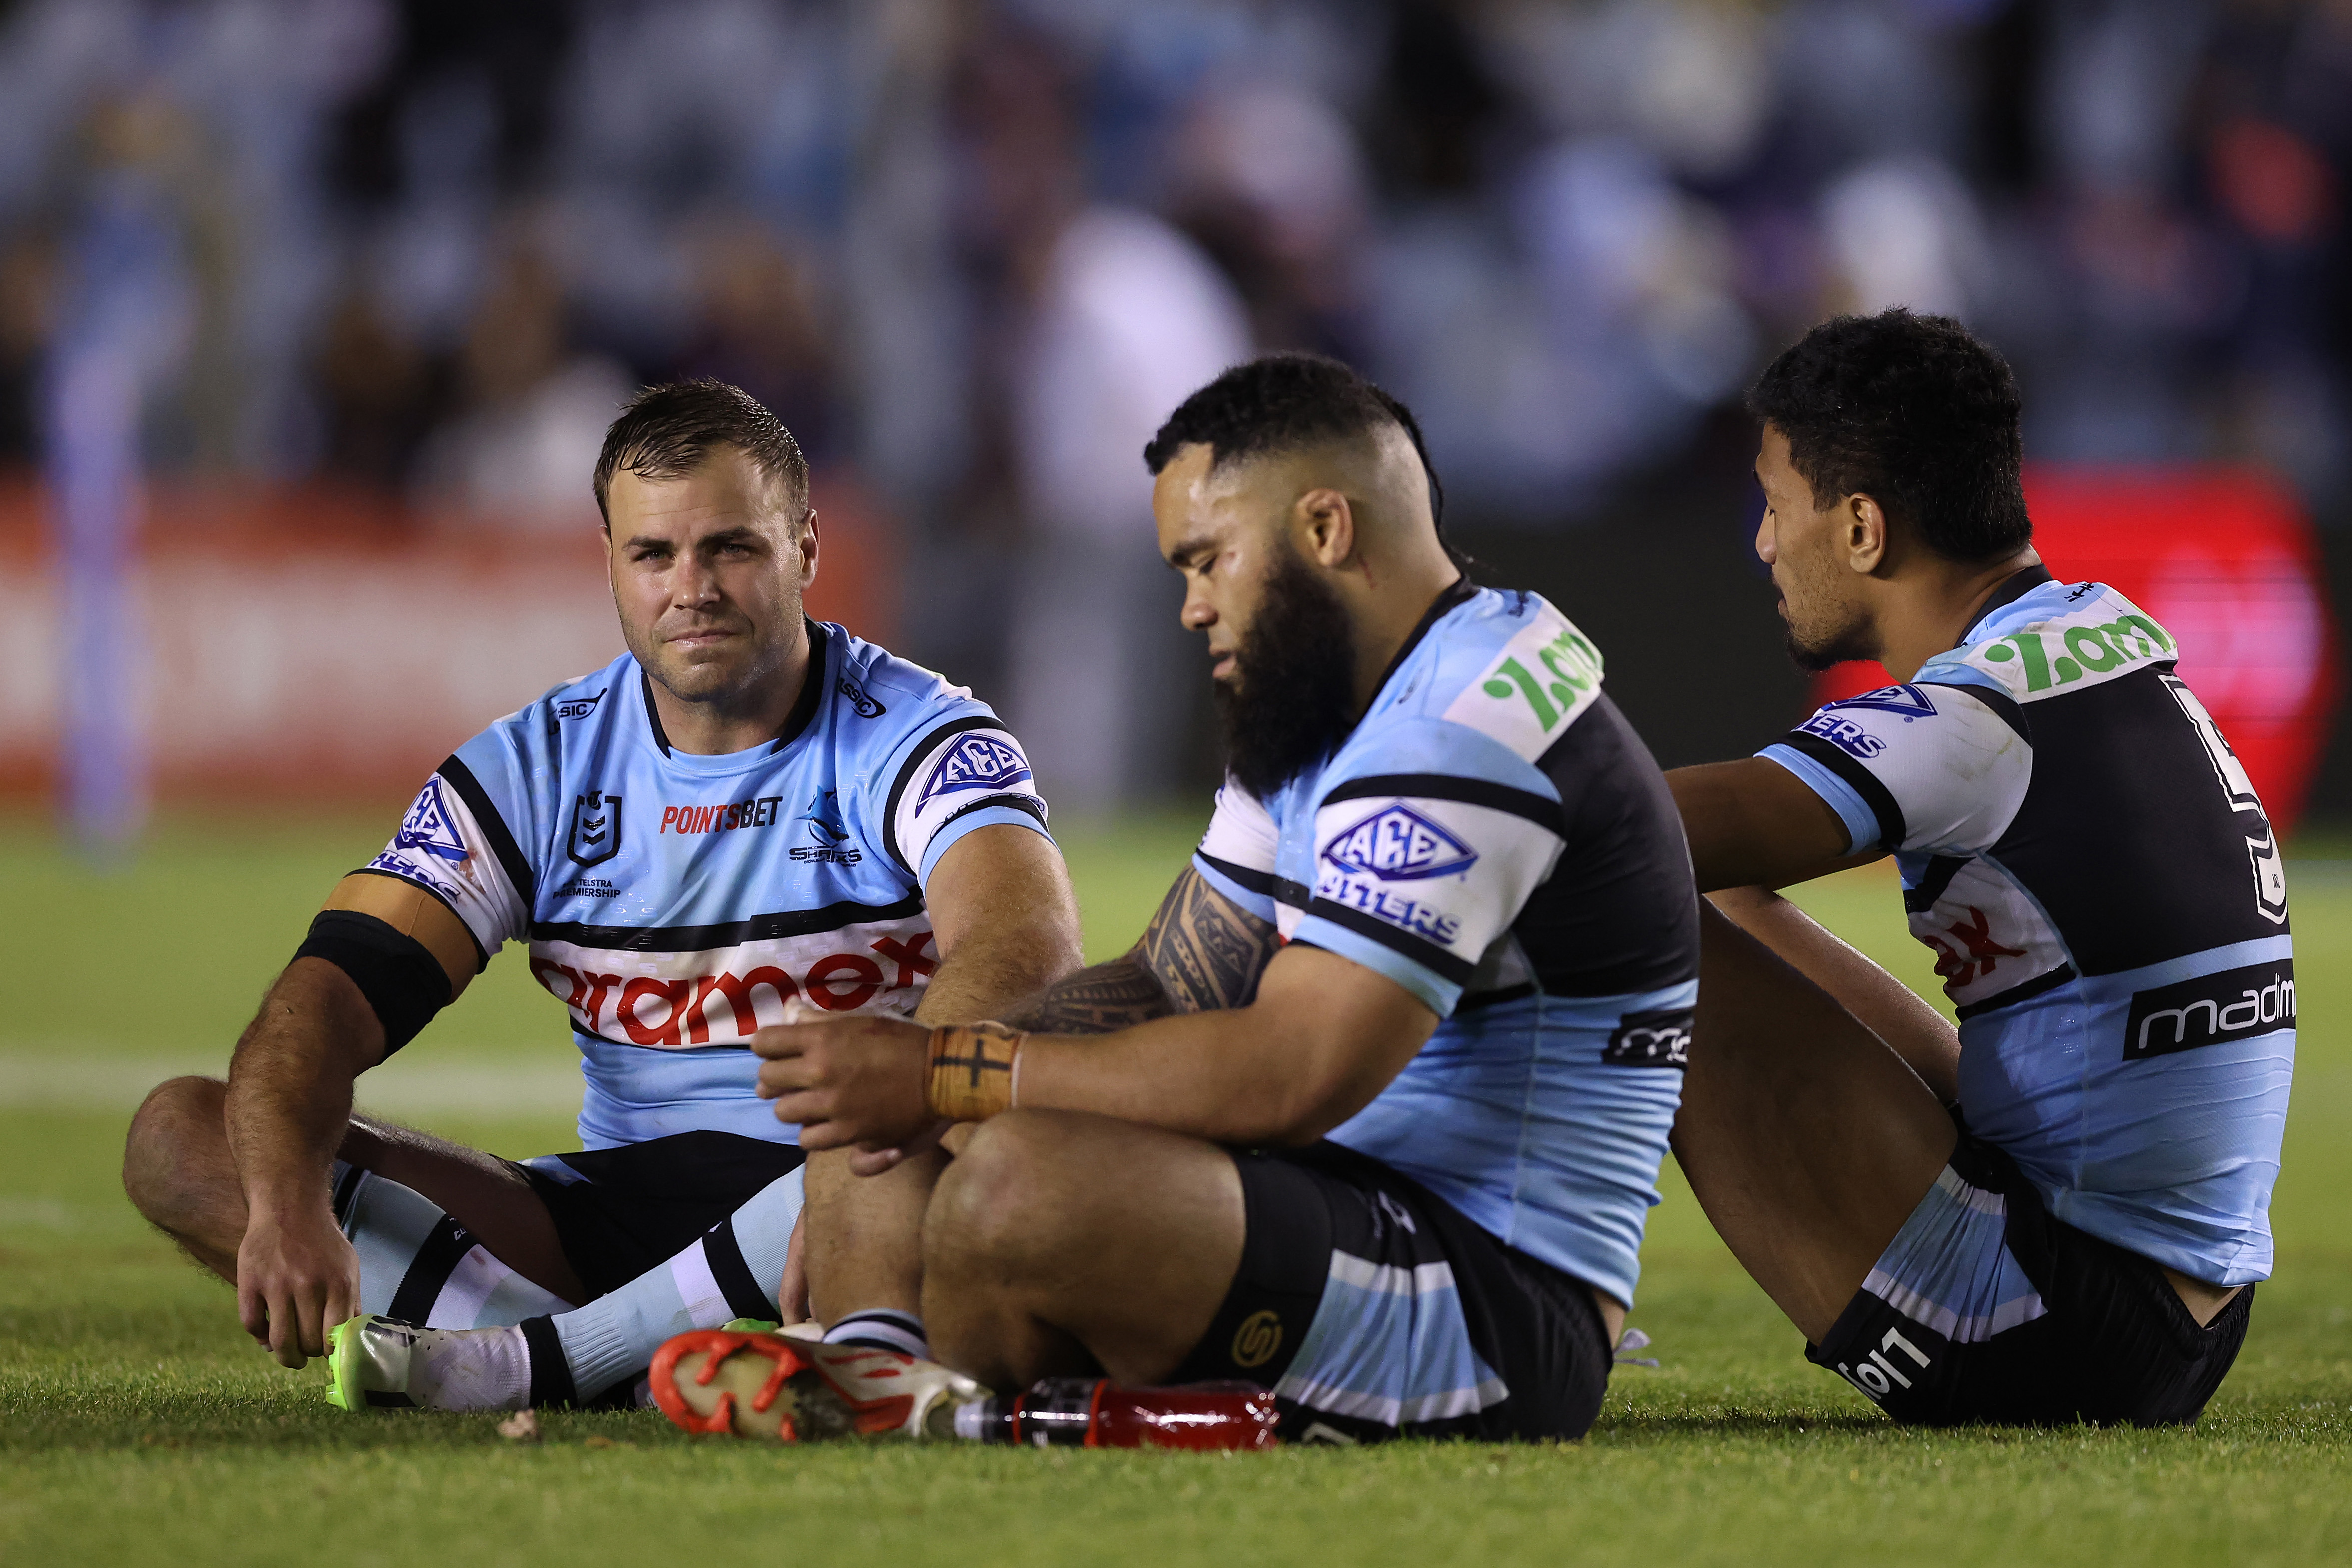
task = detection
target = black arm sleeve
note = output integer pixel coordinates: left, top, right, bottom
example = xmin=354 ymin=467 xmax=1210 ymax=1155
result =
xmin=293 ymin=910 xmax=454 ymax=1058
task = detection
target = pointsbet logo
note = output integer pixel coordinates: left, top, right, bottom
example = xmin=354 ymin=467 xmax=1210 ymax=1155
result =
xmin=1977 ymin=613 xmax=2172 ymax=692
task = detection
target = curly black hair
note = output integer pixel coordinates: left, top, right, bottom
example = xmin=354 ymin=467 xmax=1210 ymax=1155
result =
xmin=593 ymin=378 xmax=809 ymax=529
xmin=1143 ymin=352 xmax=1464 ymax=567
xmin=1746 ymin=309 xmax=2031 ymax=564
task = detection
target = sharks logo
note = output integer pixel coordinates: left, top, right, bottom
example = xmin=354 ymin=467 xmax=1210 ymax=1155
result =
xmin=567 ymin=790 xmax=623 ymax=868
xmin=917 ymin=733 xmax=1032 ymax=811
xmin=1319 ymin=804 xmax=1479 ymax=882
xmin=393 ymin=780 xmax=470 ymax=864
xmin=791 ymin=790 xmax=863 ymax=864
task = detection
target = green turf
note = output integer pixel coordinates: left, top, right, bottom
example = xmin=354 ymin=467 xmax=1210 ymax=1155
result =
xmin=3 ymin=810 xmax=2349 ymax=1565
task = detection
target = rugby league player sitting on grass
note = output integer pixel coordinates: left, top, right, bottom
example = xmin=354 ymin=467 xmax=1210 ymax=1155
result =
xmin=122 ymin=379 xmax=1081 ymax=1412
xmin=1665 ymin=310 xmax=2295 ymax=1426
xmin=715 ymin=352 xmax=1704 ymax=1443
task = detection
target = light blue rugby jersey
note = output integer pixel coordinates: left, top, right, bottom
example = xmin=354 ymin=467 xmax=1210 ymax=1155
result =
xmin=1758 ymin=567 xmax=2295 ymax=1286
xmin=358 ymin=622 xmax=1052 ymax=1149
xmin=1191 ymin=583 xmax=1700 ymax=1308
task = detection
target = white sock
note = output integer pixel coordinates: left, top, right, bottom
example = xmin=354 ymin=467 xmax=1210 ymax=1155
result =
xmin=332 ymin=1162 xmax=574 ymax=1327
xmin=544 ymin=1166 xmax=805 ymax=1403
xmin=823 ymin=1308 xmax=930 ymax=1360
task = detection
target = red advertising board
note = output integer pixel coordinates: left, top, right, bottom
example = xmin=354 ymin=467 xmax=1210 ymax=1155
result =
xmin=1812 ymin=466 xmax=2341 ymax=831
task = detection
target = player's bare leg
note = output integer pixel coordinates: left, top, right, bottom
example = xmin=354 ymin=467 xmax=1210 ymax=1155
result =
xmin=123 ymin=1074 xmax=586 ymax=1303
xmin=800 ymin=1143 xmax=948 ymax=1326
xmin=1672 ymin=901 xmax=1958 ymax=1343
xmin=921 ymin=1109 xmax=1244 ymax=1390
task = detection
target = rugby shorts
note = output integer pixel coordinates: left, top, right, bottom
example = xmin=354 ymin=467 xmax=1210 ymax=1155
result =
xmin=1169 ymin=1140 xmax=1613 ymax=1443
xmin=1808 ymin=1130 xmax=2252 ymax=1427
xmin=516 ymin=1131 xmax=805 ymax=1299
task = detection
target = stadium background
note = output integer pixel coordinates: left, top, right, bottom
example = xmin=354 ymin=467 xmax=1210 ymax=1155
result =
xmin=1 ymin=2 xmax=2349 ymax=1564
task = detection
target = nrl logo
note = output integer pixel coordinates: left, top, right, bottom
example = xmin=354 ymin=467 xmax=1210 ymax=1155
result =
xmin=567 ymin=790 xmax=623 ymax=868
xmin=393 ymin=780 xmax=469 ymax=864
xmin=918 ymin=733 xmax=1032 ymax=810
xmin=1319 ymin=804 xmax=1478 ymax=882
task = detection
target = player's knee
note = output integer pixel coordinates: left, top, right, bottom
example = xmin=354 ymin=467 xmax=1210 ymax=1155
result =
xmin=122 ymin=1076 xmax=226 ymax=1223
xmin=926 ymin=1111 xmax=1070 ymax=1278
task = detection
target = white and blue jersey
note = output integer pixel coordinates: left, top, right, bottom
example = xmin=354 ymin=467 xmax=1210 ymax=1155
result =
xmin=358 ymin=621 xmax=1052 ymax=1149
xmin=1192 ymin=582 xmax=1700 ymax=1312
xmin=1760 ymin=568 xmax=2295 ymax=1288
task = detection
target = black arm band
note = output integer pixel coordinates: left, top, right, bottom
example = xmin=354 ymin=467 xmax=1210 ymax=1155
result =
xmin=294 ymin=910 xmax=453 ymax=1058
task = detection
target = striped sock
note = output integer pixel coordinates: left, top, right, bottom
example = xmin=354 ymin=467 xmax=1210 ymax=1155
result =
xmin=544 ymin=1166 xmax=805 ymax=1404
xmin=822 ymin=1308 xmax=930 ymax=1360
xmin=331 ymin=1162 xmax=574 ymax=1327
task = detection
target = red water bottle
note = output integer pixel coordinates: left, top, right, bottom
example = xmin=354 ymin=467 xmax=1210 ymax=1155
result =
xmin=955 ymin=1379 xmax=1279 ymax=1450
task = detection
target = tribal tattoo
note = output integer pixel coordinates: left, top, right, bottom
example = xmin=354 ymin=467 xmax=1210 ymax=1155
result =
xmin=1008 ymin=868 xmax=1279 ymax=1035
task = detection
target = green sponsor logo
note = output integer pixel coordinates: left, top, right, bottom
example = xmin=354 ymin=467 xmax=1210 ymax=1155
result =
xmin=1481 ymin=624 xmax=1605 ymax=733
xmin=1979 ymin=614 xmax=2172 ymax=692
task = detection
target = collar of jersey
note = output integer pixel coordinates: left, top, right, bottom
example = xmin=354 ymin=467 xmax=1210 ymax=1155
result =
xmin=1957 ymin=564 xmax=2056 ymax=649
xmin=1363 ymin=576 xmax=1477 ymax=713
xmin=637 ymin=619 xmax=832 ymax=776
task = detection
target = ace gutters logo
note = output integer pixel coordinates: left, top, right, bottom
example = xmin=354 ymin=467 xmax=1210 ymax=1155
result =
xmin=1316 ymin=803 xmax=1477 ymax=945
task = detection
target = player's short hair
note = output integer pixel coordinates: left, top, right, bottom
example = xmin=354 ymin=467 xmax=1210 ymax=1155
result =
xmin=1143 ymin=352 xmax=1459 ymax=560
xmin=1746 ymin=309 xmax=2032 ymax=564
xmin=593 ymin=379 xmax=810 ymax=529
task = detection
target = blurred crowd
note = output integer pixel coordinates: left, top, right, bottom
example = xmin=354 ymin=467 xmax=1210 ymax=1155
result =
xmin=0 ymin=0 xmax=2346 ymax=806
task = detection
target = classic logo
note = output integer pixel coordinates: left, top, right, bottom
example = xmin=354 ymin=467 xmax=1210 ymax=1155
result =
xmin=837 ymin=675 xmax=886 ymax=718
xmin=1602 ymin=1008 xmax=1693 ymax=1069
xmin=2123 ymin=959 xmax=2295 ymax=1060
xmin=1230 ymin=1310 xmax=1283 ymax=1370
xmin=393 ymin=780 xmax=470 ymax=864
xmin=917 ymin=733 xmax=1032 ymax=810
xmin=567 ymin=790 xmax=623 ymax=868
xmin=1823 ymin=684 xmax=1936 ymax=721
xmin=790 ymin=789 xmax=863 ymax=865
xmin=1796 ymin=713 xmax=1886 ymax=758
xmin=553 ymin=688 xmax=606 ymax=721
xmin=1320 ymin=804 xmax=1478 ymax=882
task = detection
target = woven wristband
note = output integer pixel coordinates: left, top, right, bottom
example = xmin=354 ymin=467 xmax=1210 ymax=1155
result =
xmin=924 ymin=1022 xmax=1026 ymax=1122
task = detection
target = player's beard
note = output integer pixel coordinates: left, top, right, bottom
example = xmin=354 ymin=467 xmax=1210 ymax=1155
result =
xmin=1777 ymin=570 xmax=1876 ymax=672
xmin=1213 ymin=549 xmax=1359 ymax=799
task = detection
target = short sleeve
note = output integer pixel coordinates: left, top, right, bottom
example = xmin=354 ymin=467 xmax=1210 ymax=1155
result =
xmin=1756 ymin=682 xmax=2032 ymax=857
xmin=1191 ymin=782 xmax=1280 ymax=922
xmin=359 ymin=759 xmax=534 ymax=959
xmin=882 ymin=719 xmax=1051 ymax=885
xmin=1294 ymin=765 xmax=1566 ymax=1018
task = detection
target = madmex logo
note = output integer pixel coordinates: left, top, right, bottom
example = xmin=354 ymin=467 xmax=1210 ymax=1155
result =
xmin=918 ymin=733 xmax=1032 ymax=811
xmin=528 ymin=934 xmax=939 ymax=1046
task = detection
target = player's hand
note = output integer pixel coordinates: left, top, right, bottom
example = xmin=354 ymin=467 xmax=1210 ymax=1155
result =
xmin=236 ymin=1202 xmax=360 ymax=1369
xmin=753 ymin=1014 xmax=934 ymax=1154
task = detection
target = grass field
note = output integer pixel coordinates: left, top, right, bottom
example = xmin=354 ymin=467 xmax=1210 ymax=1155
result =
xmin=2 ymin=809 xmax=2348 ymax=1567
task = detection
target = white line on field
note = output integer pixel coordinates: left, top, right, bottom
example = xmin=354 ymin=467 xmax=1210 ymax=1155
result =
xmin=0 ymin=1052 xmax=584 ymax=1115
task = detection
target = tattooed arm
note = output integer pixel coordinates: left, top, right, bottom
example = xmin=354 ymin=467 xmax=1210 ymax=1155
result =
xmin=1002 ymin=867 xmax=1279 ymax=1035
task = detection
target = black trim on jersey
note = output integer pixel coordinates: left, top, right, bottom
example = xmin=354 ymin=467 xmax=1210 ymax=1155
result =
xmin=881 ymin=715 xmax=1016 ymax=876
xmin=1321 ymin=773 xmax=1566 ymax=836
xmin=771 ymin=621 xmax=830 ymax=753
xmin=1955 ymin=962 xmax=2079 ymax=1022
xmin=1919 ymin=680 xmax=2031 ymax=746
xmin=1902 ymin=855 xmax=1971 ymax=916
xmin=345 ymin=867 xmax=492 ymax=971
xmin=294 ymin=911 xmax=452 ymax=1056
xmin=1366 ymin=577 xmax=1475 ymax=703
xmin=1305 ymin=897 xmax=1476 ymax=986
xmin=703 ymin=1218 xmax=780 ymax=1320
xmin=933 ymin=792 xmax=1049 ymax=846
xmin=1777 ymin=732 xmax=1908 ymax=852
xmin=1274 ymin=876 xmax=1314 ymax=909
xmin=531 ymin=893 xmax=927 ymax=954
xmin=1458 ymin=981 xmax=1537 ymax=1010
xmin=435 ymin=755 xmax=537 ymax=909
xmin=1961 ymin=565 xmax=2056 ymax=639
xmin=387 ymin=1213 xmax=474 ymax=1325
xmin=640 ymin=668 xmax=673 ymax=757
xmin=1198 ymin=851 xmax=1279 ymax=898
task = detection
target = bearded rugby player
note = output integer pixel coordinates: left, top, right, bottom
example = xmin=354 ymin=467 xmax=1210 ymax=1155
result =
xmin=1664 ymin=310 xmax=2293 ymax=1425
xmin=704 ymin=352 xmax=1701 ymax=1444
xmin=122 ymin=379 xmax=1081 ymax=1412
